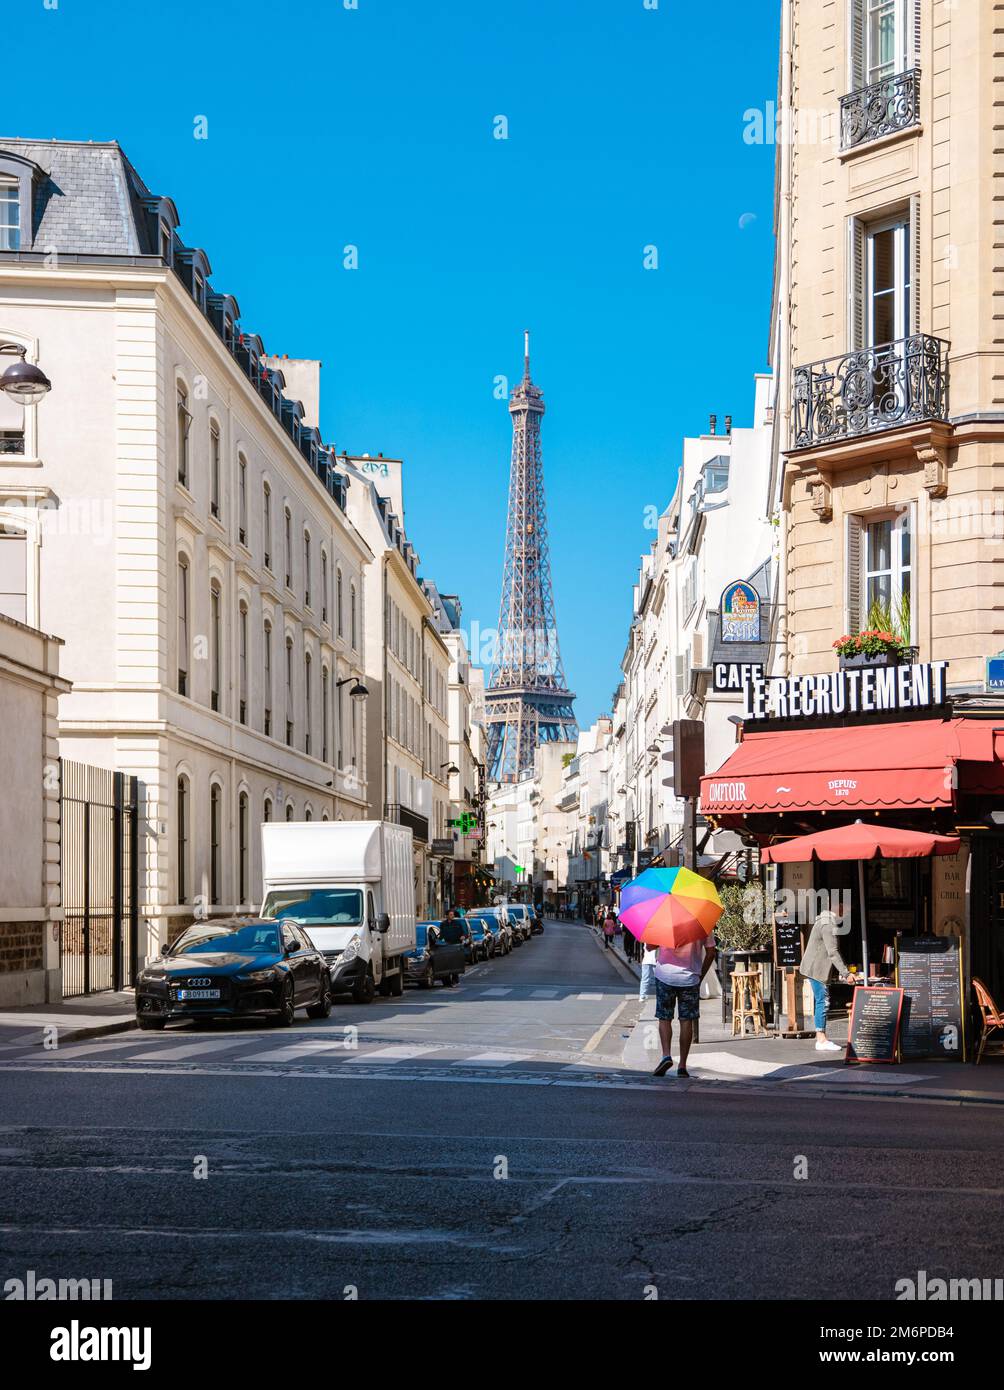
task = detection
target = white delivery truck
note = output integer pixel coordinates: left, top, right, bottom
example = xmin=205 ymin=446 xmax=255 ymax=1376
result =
xmin=260 ymin=820 xmax=416 ymax=1004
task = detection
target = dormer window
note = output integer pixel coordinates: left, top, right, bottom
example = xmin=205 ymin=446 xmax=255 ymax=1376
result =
xmin=159 ymin=222 xmax=172 ymax=264
xmin=193 ymin=270 xmax=205 ymax=311
xmin=0 ymin=180 xmax=19 ymax=251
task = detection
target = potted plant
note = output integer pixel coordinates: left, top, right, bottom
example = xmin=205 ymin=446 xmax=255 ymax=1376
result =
xmin=833 ymin=629 xmax=909 ymax=668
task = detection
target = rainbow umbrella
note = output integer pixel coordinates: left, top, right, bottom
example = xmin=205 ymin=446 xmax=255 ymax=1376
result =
xmin=619 ymin=867 xmax=723 ymax=949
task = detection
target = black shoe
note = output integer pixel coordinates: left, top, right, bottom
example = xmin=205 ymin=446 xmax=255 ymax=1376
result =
xmin=653 ymin=1055 xmax=674 ymax=1077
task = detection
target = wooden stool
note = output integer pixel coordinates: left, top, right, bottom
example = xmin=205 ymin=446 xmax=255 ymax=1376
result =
xmin=731 ymin=968 xmax=766 ymax=1038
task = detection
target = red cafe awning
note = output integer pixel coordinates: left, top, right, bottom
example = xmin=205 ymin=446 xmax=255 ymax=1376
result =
xmin=700 ymin=717 xmax=1004 ymax=819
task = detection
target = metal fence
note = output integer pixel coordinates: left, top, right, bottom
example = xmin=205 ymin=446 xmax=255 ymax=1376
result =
xmin=60 ymin=761 xmax=139 ymax=997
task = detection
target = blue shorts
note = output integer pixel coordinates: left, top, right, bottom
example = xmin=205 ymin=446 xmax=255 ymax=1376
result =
xmin=655 ymin=979 xmax=701 ymax=1022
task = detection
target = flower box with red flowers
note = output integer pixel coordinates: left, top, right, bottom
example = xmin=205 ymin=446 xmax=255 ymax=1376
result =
xmin=833 ymin=631 xmax=913 ymax=669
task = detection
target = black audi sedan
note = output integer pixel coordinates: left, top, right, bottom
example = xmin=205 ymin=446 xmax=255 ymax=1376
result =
xmin=134 ymin=917 xmax=332 ymax=1029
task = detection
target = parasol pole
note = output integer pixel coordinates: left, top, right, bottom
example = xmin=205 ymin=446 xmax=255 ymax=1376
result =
xmin=854 ymin=819 xmax=870 ymax=984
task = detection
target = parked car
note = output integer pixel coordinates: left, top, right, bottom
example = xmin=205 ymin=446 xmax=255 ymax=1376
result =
xmin=506 ymin=904 xmax=534 ymax=943
xmin=405 ymin=922 xmax=467 ymax=989
xmin=460 ymin=916 xmax=491 ymax=963
xmin=469 ymin=908 xmax=511 ymax=956
xmin=135 ymin=917 xmax=332 ymax=1029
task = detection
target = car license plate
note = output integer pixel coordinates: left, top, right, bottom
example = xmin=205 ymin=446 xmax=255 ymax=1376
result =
xmin=176 ymin=989 xmax=220 ymax=1000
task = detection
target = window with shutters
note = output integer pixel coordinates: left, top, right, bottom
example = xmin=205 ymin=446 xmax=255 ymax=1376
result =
xmin=842 ymin=0 xmax=919 ymax=151
xmin=176 ymin=385 xmax=191 ymax=488
xmin=177 ymin=775 xmax=189 ymax=903
xmin=322 ymin=666 xmax=330 ymax=762
xmin=210 ymin=782 xmax=221 ymax=905
xmin=867 ymin=216 xmax=910 ymax=347
xmin=285 ymin=634 xmax=294 ymax=746
xmin=846 ymin=510 xmax=913 ymax=638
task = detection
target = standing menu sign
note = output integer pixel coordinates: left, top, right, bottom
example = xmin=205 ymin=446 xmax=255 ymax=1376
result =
xmin=773 ymin=920 xmax=803 ymax=969
xmin=846 ymin=986 xmax=904 ymax=1064
xmin=896 ymin=936 xmax=966 ymax=1062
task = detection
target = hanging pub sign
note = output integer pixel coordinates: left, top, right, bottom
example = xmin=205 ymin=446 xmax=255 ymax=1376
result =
xmin=720 ymin=580 xmax=761 ymax=643
xmin=743 ymin=660 xmax=950 ymax=723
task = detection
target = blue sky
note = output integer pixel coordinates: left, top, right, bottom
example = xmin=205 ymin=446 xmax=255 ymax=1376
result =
xmin=12 ymin=0 xmax=779 ymax=725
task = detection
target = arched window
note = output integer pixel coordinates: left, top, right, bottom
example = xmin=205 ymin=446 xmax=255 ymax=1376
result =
xmin=210 ymin=582 xmax=222 ymax=711
xmin=262 ymin=482 xmax=272 ymax=570
xmin=210 ymin=421 xmax=221 ymax=518
xmin=284 ymin=506 xmax=292 ymax=588
xmin=350 ymin=584 xmax=358 ymax=649
xmin=304 ymin=649 xmax=312 ymax=756
xmin=238 ymin=600 xmax=248 ymax=724
xmin=263 ymin=619 xmax=273 ymax=736
xmin=321 ymin=550 xmax=329 ymax=624
xmin=304 ymin=805 xmax=313 ymax=823
xmin=176 ymin=384 xmax=191 ymax=487
xmin=210 ymin=782 xmax=221 ymax=905
xmin=238 ymin=453 xmax=248 ymax=546
xmin=303 ymin=530 xmax=312 ymax=608
xmin=177 ymin=556 xmax=190 ymax=695
xmin=238 ymin=791 xmax=249 ymax=904
xmin=263 ymin=794 xmax=273 ymax=824
xmin=336 ymin=567 xmax=343 ymax=637
xmin=285 ymin=634 xmax=294 ymax=746
xmin=285 ymin=801 xmax=294 ymax=822
xmin=321 ymin=666 xmax=330 ymax=763
xmin=177 ymin=774 xmax=189 ymax=904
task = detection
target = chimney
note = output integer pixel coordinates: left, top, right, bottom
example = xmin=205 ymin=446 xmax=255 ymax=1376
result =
xmin=725 ymin=415 xmax=733 ymax=435
xmin=709 ymin=414 xmax=717 ymax=435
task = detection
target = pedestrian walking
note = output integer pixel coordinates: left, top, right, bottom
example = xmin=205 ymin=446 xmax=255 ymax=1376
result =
xmin=652 ymin=932 xmax=717 ymax=1078
xmin=602 ymin=908 xmax=618 ymax=949
xmin=800 ymin=898 xmax=851 ymax=1051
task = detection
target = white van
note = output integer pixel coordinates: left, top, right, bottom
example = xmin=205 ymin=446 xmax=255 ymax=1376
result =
xmin=261 ymin=820 xmax=416 ymax=1004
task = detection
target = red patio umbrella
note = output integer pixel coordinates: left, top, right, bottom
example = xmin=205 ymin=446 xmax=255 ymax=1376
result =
xmin=760 ymin=821 xmax=961 ymax=982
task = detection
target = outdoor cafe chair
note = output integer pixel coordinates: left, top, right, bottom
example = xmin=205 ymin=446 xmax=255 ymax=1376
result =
xmin=972 ymin=978 xmax=1004 ymax=1066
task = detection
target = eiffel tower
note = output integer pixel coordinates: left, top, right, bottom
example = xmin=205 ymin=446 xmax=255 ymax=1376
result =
xmin=485 ymin=333 xmax=578 ymax=782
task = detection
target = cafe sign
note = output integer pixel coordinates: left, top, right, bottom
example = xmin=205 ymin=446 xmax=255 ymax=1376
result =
xmin=743 ymin=660 xmax=949 ymax=723
xmin=720 ymin=580 xmax=761 ymax=643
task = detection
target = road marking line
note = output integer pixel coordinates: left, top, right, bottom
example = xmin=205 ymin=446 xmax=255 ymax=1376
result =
xmin=457 ymin=1052 xmax=525 ymax=1066
xmin=245 ymin=1040 xmax=354 ymax=1063
xmin=583 ymin=1000 xmax=629 ymax=1054
xmin=577 ymin=993 xmax=603 ymax=1001
xmin=142 ymin=1037 xmax=266 ymax=1061
xmin=37 ymin=1036 xmax=154 ymax=1061
xmin=480 ymin=988 xmax=512 ymax=997
xmin=530 ymin=990 xmax=558 ymax=999
xmin=346 ymin=1045 xmax=441 ymax=1064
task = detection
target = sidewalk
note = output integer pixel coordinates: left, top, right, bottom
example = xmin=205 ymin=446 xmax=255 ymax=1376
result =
xmin=0 ymin=990 xmax=136 ymax=1050
xmin=620 ymin=991 xmax=1004 ymax=1107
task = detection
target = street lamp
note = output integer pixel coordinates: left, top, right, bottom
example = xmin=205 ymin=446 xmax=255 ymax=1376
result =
xmin=0 ymin=342 xmax=51 ymax=404
xmin=336 ymin=677 xmax=369 ymax=701
xmin=441 ymin=762 xmax=460 ymax=777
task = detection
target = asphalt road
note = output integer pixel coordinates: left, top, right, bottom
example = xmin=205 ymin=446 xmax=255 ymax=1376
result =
xmin=3 ymin=920 xmax=1004 ymax=1302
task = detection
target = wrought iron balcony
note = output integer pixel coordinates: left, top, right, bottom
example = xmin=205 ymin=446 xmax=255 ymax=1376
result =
xmin=792 ymin=335 xmax=949 ymax=450
xmin=840 ymin=67 xmax=920 ymax=151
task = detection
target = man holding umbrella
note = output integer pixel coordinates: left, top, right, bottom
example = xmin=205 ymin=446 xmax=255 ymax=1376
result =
xmin=618 ymin=867 xmax=724 ymax=1080
xmin=652 ymin=934 xmax=718 ymax=1078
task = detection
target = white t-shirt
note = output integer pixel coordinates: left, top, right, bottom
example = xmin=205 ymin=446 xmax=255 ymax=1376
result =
xmin=653 ymin=935 xmax=716 ymax=988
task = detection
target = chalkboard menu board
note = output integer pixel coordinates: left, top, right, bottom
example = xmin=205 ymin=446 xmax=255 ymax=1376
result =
xmin=773 ymin=919 xmax=802 ymax=969
xmin=846 ymin=986 xmax=904 ymax=1064
xmin=896 ymin=936 xmax=965 ymax=1062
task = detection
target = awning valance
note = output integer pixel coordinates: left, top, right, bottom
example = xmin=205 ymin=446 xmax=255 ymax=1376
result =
xmin=700 ymin=717 xmax=1004 ymax=819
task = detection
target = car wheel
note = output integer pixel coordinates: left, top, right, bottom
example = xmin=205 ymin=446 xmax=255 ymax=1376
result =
xmin=137 ymin=1016 xmax=166 ymax=1031
xmin=390 ymin=966 xmax=404 ymax=997
xmin=419 ymin=963 xmax=435 ymax=990
xmin=352 ymin=968 xmax=376 ymax=1005
xmin=272 ymin=977 xmax=295 ymax=1027
xmin=306 ymin=977 xmax=333 ymax=1019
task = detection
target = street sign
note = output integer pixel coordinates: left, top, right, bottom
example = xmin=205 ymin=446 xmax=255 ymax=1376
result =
xmin=431 ymin=838 xmax=455 ymax=856
xmin=987 ymin=656 xmax=1004 ymax=693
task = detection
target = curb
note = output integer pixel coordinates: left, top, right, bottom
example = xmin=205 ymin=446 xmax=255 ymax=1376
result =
xmin=0 ymin=1017 xmax=136 ymax=1047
